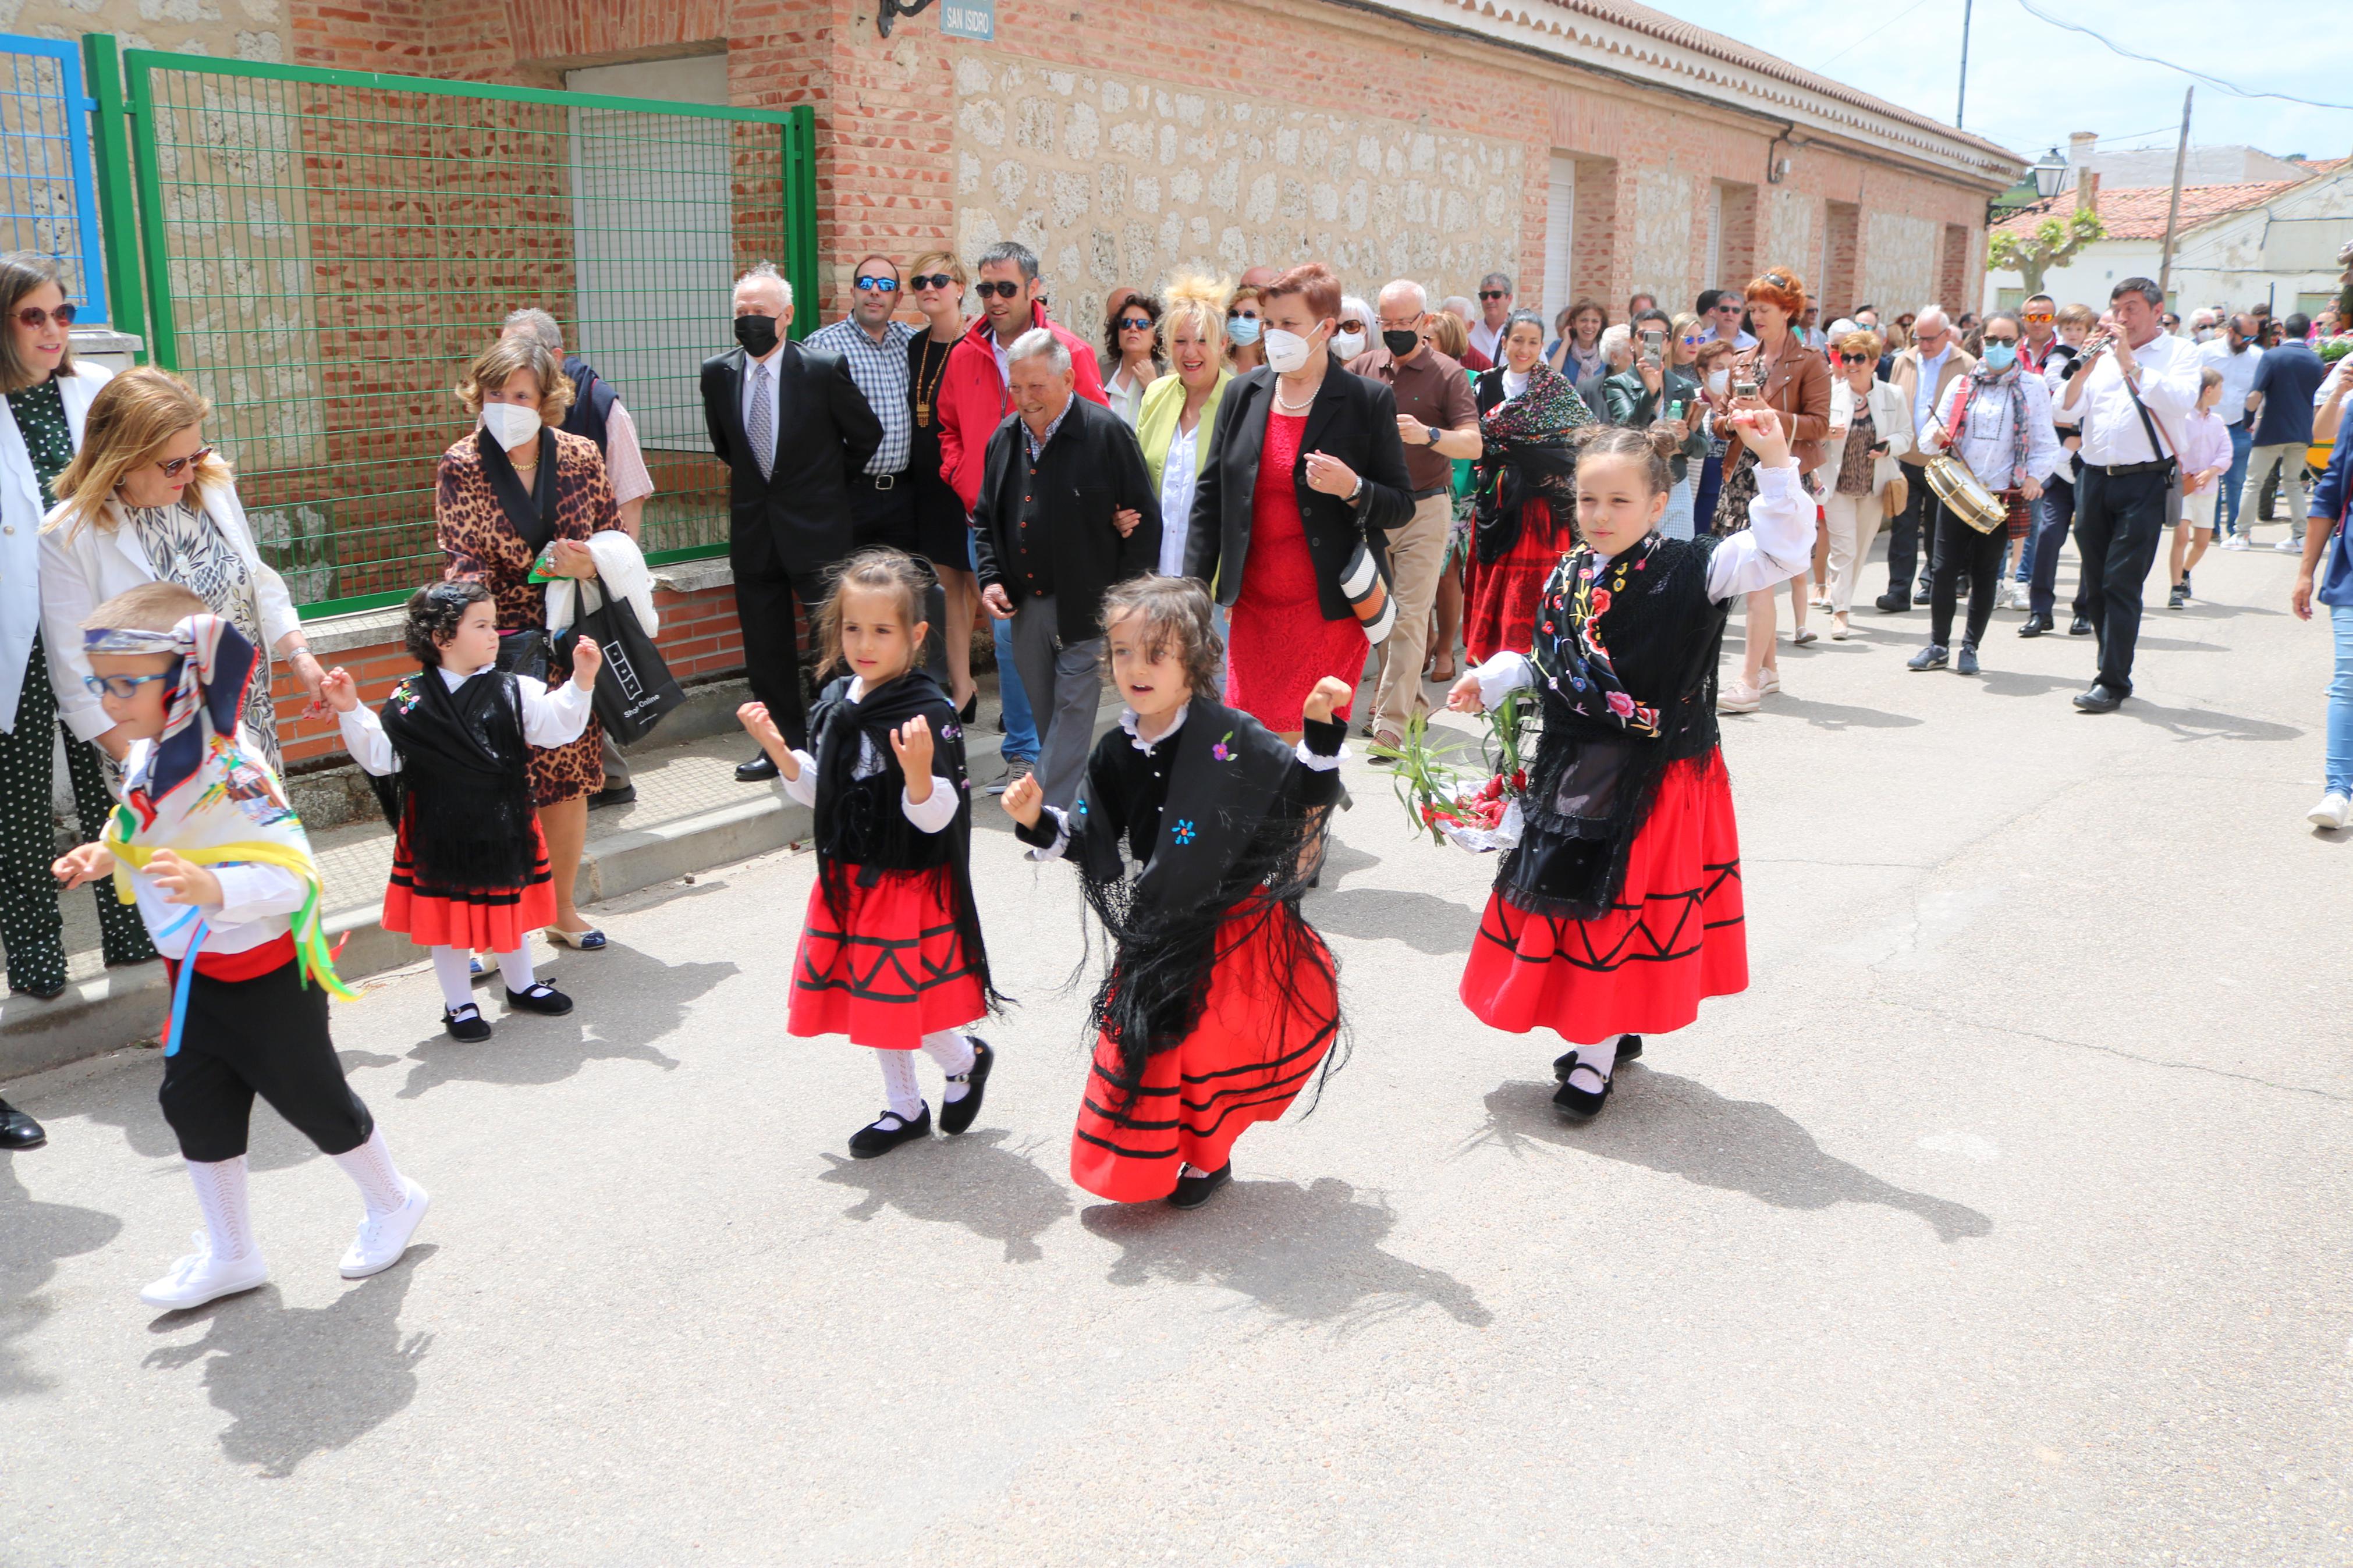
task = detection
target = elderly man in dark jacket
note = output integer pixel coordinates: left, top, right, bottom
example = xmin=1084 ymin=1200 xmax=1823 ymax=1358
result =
xmin=975 ymin=328 xmax=1161 ymax=808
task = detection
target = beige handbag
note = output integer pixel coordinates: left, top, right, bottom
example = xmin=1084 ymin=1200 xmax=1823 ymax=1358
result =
xmin=1882 ymin=471 xmax=1909 ymax=517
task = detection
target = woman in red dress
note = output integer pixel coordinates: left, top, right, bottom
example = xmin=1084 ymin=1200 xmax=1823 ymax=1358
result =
xmin=1449 ymin=416 xmax=1813 ymax=1118
xmin=1464 ymin=310 xmax=1596 ymax=663
xmin=1183 ymin=262 xmax=1412 ymax=737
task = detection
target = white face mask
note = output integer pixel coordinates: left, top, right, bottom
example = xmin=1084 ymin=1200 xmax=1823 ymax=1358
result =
xmin=481 ymin=401 xmax=542 ymax=450
xmin=1264 ymin=326 xmax=1316 ymax=375
xmin=1705 ymin=369 xmax=1730 ymax=396
xmin=1331 ymin=330 xmax=1367 ymax=362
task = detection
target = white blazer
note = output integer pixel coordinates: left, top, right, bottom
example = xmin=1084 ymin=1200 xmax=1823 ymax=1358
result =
xmin=1814 ymin=376 xmax=1915 ymax=497
xmin=38 ymin=476 xmax=301 ymax=744
xmin=0 ymin=362 xmax=111 ymax=732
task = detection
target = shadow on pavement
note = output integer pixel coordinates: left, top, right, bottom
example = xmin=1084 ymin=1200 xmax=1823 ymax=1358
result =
xmin=141 ymin=1243 xmax=437 ymax=1477
xmin=1467 ymin=1075 xmax=1991 ymax=1244
xmin=1079 ymin=1175 xmax=1492 ymax=1333
xmin=815 ymin=1128 xmax=1072 ymax=1263
xmin=1737 ymin=696 xmax=1925 ymax=730
xmin=2122 ymin=702 xmax=2303 ymax=742
xmin=0 ymin=1154 xmax=123 ymax=1398
xmin=1304 ymin=886 xmax=1476 ymax=955
xmin=394 ymin=941 xmax=722 ymax=1100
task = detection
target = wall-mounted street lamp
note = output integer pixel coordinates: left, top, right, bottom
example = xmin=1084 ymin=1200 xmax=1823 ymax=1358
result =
xmin=878 ymin=0 xmax=936 ymax=37
xmin=2031 ymin=147 xmax=2068 ymax=201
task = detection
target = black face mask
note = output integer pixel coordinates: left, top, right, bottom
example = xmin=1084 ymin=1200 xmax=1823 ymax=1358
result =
xmin=1383 ymin=328 xmax=1422 ymax=357
xmin=734 ymin=314 xmax=780 ymax=357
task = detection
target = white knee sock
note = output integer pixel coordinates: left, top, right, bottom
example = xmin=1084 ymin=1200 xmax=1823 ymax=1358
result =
xmin=494 ymin=946 xmax=536 ymax=993
xmin=329 ymin=1128 xmax=409 ymax=1218
xmin=1568 ymin=1033 xmax=1624 ymax=1091
xmin=921 ymin=1030 xmax=976 ymax=1100
xmin=185 ymin=1156 xmax=257 ymax=1261
xmin=430 ymin=946 xmax=475 ymax=1014
xmin=875 ymin=1050 xmax=924 ymax=1122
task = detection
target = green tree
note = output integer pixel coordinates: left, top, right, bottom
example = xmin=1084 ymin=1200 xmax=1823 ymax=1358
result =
xmin=1987 ymin=208 xmax=2106 ymax=294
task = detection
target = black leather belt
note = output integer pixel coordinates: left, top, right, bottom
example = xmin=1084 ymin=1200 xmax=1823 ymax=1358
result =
xmin=861 ymin=472 xmax=900 ymax=490
xmin=1411 ymin=485 xmax=1450 ymax=501
xmin=2084 ymin=459 xmax=2171 ymax=477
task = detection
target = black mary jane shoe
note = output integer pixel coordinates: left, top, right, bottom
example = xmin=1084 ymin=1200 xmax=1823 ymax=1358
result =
xmin=1167 ymin=1162 xmax=1232 ymax=1210
xmin=938 ymin=1039 xmax=993 ymax=1136
xmin=849 ymin=1105 xmax=932 ymax=1158
xmin=13 ymin=977 xmax=67 ymax=1001
xmin=1554 ymin=1036 xmax=1642 ymax=1079
xmin=1550 ymin=1054 xmax=1613 ymax=1118
xmin=0 ymin=1097 xmax=47 ymax=1150
xmin=442 ymin=1005 xmax=493 ymax=1043
xmin=736 ymin=751 xmax=782 ymax=784
xmin=503 ymin=982 xmax=574 ymax=1017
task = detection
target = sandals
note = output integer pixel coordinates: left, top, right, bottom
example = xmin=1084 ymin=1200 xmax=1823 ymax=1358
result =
xmin=546 ymin=926 xmax=606 ymax=951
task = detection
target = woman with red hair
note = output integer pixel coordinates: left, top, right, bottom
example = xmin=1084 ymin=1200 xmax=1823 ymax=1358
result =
xmin=1185 ymin=262 xmax=1413 ymax=737
xmin=1712 ymin=266 xmax=1831 ymax=713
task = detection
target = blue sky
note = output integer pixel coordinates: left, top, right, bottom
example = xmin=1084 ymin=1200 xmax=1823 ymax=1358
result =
xmin=1657 ymin=0 xmax=2352 ymax=167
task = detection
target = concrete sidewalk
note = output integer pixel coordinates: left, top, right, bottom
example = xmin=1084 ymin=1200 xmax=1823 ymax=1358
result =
xmin=0 ymin=676 xmax=1035 ymax=1080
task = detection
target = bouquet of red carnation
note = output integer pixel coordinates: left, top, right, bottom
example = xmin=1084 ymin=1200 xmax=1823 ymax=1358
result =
xmin=1367 ymin=689 xmax=1531 ymax=852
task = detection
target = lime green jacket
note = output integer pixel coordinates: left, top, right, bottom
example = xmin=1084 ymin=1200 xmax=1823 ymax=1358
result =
xmin=1134 ymin=369 xmax=1231 ymax=493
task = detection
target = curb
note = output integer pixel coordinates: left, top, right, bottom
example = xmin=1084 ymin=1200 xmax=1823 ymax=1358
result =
xmin=0 ymin=714 xmax=1048 ymax=1084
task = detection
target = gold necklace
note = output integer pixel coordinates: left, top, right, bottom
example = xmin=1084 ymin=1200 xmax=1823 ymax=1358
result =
xmin=913 ymin=333 xmax=953 ymax=426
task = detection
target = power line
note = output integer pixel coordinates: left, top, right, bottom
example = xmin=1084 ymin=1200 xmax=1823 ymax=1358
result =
xmin=2010 ymin=0 xmax=2353 ymax=112
xmin=1812 ymin=0 xmax=1939 ymax=73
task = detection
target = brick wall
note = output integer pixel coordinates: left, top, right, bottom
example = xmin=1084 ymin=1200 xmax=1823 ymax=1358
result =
xmin=274 ymin=577 xmax=748 ymax=768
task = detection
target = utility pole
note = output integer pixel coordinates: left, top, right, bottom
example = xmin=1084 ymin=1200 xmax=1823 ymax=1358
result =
xmin=2157 ymin=86 xmax=2195 ymax=301
xmin=1956 ymin=0 xmax=1973 ymax=127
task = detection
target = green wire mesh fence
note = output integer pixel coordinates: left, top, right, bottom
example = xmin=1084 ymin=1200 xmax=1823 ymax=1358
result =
xmin=116 ymin=50 xmax=813 ymax=616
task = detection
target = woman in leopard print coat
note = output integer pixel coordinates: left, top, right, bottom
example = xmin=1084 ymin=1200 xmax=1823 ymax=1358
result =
xmin=435 ymin=336 xmax=621 ymax=947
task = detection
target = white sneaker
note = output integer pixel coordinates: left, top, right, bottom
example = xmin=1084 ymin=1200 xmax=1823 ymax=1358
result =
xmin=2308 ymin=792 xmax=2352 ymax=831
xmin=2221 ymin=535 xmax=2251 ymax=552
xmin=2277 ymin=538 xmax=2306 ymax=553
xmin=340 ymin=1178 xmax=430 ymax=1279
xmin=140 ymin=1233 xmax=268 ymax=1310
xmin=2008 ymin=581 xmax=2032 ymax=610
xmin=1717 ymin=678 xmax=1762 ymax=713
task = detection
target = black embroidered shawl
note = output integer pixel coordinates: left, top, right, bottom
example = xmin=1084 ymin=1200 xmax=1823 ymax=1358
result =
xmin=370 ymin=667 xmax=536 ymax=890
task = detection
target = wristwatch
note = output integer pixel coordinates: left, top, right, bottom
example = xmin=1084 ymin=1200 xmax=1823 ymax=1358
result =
xmin=1347 ymin=475 xmax=1365 ymax=502
xmin=1425 ymin=426 xmax=1442 ymax=447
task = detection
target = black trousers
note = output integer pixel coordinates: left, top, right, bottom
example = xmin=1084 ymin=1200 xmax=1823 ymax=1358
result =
xmin=1928 ymin=497 xmax=2010 ymax=649
xmin=847 ymin=474 xmax=950 ymax=687
xmin=158 ymin=957 xmax=373 ymax=1164
xmin=2071 ymin=464 xmax=2173 ymax=694
xmin=1881 ymin=473 xmax=1932 ymax=605
xmin=2026 ymin=472 xmax=2078 ymax=620
xmin=730 ymin=522 xmax=832 ymax=751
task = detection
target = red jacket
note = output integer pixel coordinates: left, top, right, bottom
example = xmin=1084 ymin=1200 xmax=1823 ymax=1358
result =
xmin=936 ymin=302 xmax=1107 ymax=510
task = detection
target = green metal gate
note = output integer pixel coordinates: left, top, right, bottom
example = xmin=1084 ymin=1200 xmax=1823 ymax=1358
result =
xmin=85 ymin=37 xmax=817 ymax=617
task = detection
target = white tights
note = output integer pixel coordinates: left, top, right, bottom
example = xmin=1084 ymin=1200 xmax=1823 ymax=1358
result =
xmin=184 ymin=1126 xmax=410 ymax=1259
xmin=1565 ymin=1032 xmax=1629 ymax=1093
xmin=430 ymin=945 xmax=534 ymax=1014
xmin=872 ymin=1030 xmax=978 ymax=1122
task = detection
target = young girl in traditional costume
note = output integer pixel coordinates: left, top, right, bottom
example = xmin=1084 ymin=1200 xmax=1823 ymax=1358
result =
xmin=1002 ymin=575 xmax=1349 ymax=1210
xmin=52 ymin=584 xmax=427 ymax=1310
xmin=322 ymin=581 xmax=598 ymax=1041
xmin=1447 ymin=412 xmax=1812 ymax=1116
xmin=739 ymin=547 xmax=998 ymax=1158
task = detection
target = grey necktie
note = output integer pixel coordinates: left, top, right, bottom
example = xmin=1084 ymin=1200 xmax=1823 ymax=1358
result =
xmin=748 ymin=362 xmax=774 ymax=481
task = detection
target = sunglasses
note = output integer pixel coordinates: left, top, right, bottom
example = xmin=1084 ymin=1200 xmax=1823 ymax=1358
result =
xmin=975 ymin=280 xmax=1024 ymax=300
xmin=83 ymin=670 xmax=174 ymax=701
xmin=1116 ymin=317 xmax=1154 ymax=332
xmin=155 ymin=445 xmax=213 ymax=479
xmin=1478 ymin=290 xmax=1508 ymax=301
xmin=1983 ymin=336 xmax=2019 ymax=346
xmin=853 ymin=275 xmax=899 ymax=293
xmin=908 ymin=273 xmax=958 ymax=291
xmin=2024 ymin=311 xmax=2054 ymax=323
xmin=1837 ymin=351 xmax=1873 ymax=364
xmin=15 ymin=302 xmax=74 ymax=330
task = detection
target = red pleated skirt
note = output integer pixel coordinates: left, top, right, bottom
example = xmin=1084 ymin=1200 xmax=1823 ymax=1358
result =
xmin=380 ymin=820 xmax=556 ymax=952
xmin=787 ymin=863 xmax=986 ymax=1050
xmin=1464 ymin=497 xmax=1569 ymax=664
xmin=1071 ymin=895 xmax=1339 ymax=1203
xmin=1460 ymin=750 xmax=1747 ymax=1042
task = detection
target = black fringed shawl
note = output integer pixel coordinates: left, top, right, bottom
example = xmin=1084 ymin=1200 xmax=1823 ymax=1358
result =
xmin=1471 ymin=362 xmax=1593 ymax=564
xmin=1062 ymin=699 xmax=1344 ymax=1105
xmin=1496 ymin=529 xmax=1730 ymax=921
xmin=807 ymin=671 xmax=1002 ymax=1010
xmin=370 ymin=667 xmax=537 ymax=890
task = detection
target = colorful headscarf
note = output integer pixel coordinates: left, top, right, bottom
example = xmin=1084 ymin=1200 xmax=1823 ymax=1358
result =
xmin=91 ymin=614 xmax=354 ymax=1047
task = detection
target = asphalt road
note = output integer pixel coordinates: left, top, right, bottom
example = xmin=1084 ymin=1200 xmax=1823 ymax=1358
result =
xmin=5 ymin=542 xmax=2349 ymax=1566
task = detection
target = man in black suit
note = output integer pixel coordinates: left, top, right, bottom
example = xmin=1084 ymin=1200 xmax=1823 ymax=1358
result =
xmin=701 ymin=261 xmax=883 ymax=777
xmin=974 ymin=329 xmax=1160 ymax=809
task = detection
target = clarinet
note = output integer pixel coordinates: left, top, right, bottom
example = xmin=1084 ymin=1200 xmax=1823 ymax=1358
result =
xmin=2061 ymin=328 xmax=2114 ymax=382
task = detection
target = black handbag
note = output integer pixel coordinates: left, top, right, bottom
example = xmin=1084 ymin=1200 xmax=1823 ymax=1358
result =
xmin=494 ymin=627 xmax=550 ymax=683
xmin=572 ymin=578 xmax=684 ymax=745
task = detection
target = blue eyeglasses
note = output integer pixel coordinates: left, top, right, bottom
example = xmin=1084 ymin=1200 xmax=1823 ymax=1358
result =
xmin=83 ymin=671 xmax=174 ymax=700
xmin=854 ymin=275 xmax=900 ymax=293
